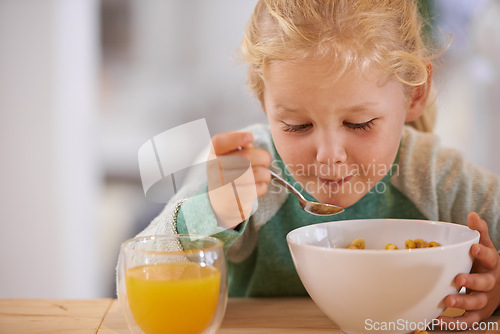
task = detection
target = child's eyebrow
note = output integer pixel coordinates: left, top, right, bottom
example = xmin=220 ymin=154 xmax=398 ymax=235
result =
xmin=274 ymin=102 xmax=379 ymax=115
xmin=339 ymin=102 xmax=379 ymax=113
xmin=274 ymin=105 xmax=303 ymax=115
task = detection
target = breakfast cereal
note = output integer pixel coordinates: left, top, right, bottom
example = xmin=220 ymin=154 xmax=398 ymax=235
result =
xmin=347 ymin=238 xmax=440 ymax=250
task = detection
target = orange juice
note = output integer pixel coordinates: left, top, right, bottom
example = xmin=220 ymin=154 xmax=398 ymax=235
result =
xmin=125 ymin=262 xmax=221 ymax=334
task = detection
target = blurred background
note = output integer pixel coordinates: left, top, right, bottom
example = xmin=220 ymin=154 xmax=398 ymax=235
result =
xmin=0 ymin=0 xmax=498 ymax=298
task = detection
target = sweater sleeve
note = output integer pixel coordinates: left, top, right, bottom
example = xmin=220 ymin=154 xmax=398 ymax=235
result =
xmin=391 ymin=126 xmax=500 ymax=248
xmin=175 ymin=187 xmax=249 ymax=251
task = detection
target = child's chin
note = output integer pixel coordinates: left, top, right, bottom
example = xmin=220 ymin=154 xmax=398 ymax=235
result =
xmin=314 ymin=192 xmax=365 ymax=209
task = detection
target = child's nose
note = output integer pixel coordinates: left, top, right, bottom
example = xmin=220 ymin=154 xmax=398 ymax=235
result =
xmin=316 ymin=135 xmax=347 ymax=166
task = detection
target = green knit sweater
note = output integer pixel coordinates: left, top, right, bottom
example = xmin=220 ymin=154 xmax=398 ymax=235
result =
xmin=138 ymin=124 xmax=500 ymax=297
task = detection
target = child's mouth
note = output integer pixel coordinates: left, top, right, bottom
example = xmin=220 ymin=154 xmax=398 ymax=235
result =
xmin=318 ymin=175 xmax=354 ymax=187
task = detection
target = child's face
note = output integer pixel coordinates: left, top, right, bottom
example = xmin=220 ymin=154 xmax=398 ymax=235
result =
xmin=263 ymin=60 xmax=410 ymax=208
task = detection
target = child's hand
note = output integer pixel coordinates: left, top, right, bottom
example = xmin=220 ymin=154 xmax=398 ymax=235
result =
xmin=438 ymin=212 xmax=500 ymax=328
xmin=207 ymin=131 xmax=271 ymax=228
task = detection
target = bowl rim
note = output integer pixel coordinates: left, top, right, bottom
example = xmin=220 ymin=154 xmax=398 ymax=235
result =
xmin=286 ymin=218 xmax=480 ymax=254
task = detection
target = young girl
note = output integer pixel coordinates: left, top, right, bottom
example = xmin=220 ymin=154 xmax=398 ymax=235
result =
xmin=138 ymin=0 xmax=500 ymax=327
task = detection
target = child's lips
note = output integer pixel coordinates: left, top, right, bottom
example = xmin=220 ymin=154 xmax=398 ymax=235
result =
xmin=318 ymin=175 xmax=354 ymax=186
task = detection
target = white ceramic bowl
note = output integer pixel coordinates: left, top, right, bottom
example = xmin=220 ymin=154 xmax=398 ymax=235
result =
xmin=286 ymin=219 xmax=480 ymax=334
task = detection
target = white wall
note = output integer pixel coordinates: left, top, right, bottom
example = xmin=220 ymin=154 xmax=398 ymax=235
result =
xmin=0 ymin=0 xmax=101 ymax=298
xmin=100 ymin=0 xmax=265 ymax=179
xmin=434 ymin=0 xmax=500 ymax=176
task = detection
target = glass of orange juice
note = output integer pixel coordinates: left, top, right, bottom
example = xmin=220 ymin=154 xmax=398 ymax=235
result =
xmin=117 ymin=234 xmax=227 ymax=334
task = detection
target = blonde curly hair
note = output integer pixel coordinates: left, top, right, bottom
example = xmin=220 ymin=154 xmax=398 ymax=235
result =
xmin=241 ymin=0 xmax=439 ymax=132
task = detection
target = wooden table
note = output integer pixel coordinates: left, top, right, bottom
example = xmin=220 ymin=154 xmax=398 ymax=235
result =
xmin=1 ymin=298 xmax=499 ymax=333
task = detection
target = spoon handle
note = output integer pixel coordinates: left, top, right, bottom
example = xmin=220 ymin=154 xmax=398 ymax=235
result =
xmin=269 ymin=170 xmax=306 ymax=201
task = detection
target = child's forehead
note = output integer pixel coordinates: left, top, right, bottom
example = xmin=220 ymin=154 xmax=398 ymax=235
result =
xmin=264 ymin=59 xmax=391 ymax=86
xmin=263 ymin=61 xmax=406 ymax=111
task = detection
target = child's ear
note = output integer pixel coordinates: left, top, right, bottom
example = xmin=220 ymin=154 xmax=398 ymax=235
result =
xmin=405 ymin=63 xmax=433 ymax=122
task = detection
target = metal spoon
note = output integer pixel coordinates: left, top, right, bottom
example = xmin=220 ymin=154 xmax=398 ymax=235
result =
xmin=269 ymin=170 xmax=344 ymax=216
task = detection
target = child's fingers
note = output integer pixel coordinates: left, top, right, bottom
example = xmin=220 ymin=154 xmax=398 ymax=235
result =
xmin=255 ymin=182 xmax=270 ymax=198
xmin=467 ymin=212 xmax=495 ymax=248
xmin=237 ymin=148 xmax=271 ymax=168
xmin=212 ymin=132 xmax=254 ymax=155
xmin=229 ymin=166 xmax=271 ymax=198
xmin=220 ymin=147 xmax=271 ymax=170
xmin=252 ymin=166 xmax=272 ymax=184
xmin=455 ymin=272 xmax=496 ymax=292
xmin=253 ymin=166 xmax=271 ymax=197
xmin=471 ymin=243 xmax=499 ymax=271
xmin=444 ymin=291 xmax=488 ymax=311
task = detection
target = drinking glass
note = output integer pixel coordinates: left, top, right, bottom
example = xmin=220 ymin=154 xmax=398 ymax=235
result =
xmin=117 ymin=234 xmax=227 ymax=334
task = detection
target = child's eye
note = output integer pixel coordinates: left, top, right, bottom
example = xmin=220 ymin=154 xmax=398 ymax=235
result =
xmin=280 ymin=122 xmax=312 ymax=133
xmin=343 ymin=119 xmax=375 ymax=131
